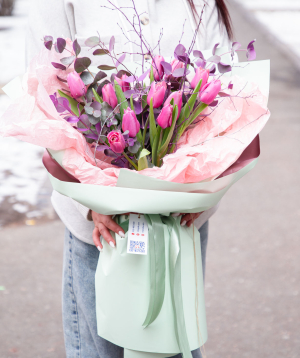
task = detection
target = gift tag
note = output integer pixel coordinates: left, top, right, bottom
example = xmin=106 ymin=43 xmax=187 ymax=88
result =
xmin=127 ymin=214 xmax=148 ymax=255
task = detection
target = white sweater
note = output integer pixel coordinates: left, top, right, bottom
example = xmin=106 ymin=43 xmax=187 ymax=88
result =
xmin=26 ymin=0 xmax=230 ymax=244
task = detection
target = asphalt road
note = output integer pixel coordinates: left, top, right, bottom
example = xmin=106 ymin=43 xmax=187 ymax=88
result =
xmin=0 ymin=1 xmax=299 ymax=357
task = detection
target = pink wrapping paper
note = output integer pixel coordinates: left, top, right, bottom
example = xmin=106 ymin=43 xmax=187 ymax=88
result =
xmin=0 ymin=44 xmax=270 ymax=186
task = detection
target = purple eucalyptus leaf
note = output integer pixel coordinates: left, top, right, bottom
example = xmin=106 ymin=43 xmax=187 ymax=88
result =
xmin=51 ymin=62 xmax=66 ymax=70
xmin=94 ymin=71 xmax=107 ymax=82
xmin=174 ymin=44 xmax=186 ymax=59
xmin=246 ymin=39 xmax=256 ymax=61
xmin=79 ymin=114 xmax=89 ymax=122
xmin=232 ymin=42 xmax=241 ymax=51
xmin=80 ymin=71 xmax=94 ymax=85
xmin=161 ymin=61 xmax=172 ymax=75
xmin=117 ymin=69 xmax=132 ymax=77
xmin=73 ymin=39 xmax=81 ymax=57
xmin=138 ymin=68 xmax=150 ymax=81
xmin=228 ymin=82 xmax=233 ymax=90
xmin=60 ymin=55 xmax=76 ymax=66
xmin=218 ymin=62 xmax=232 ymax=73
xmin=212 ymin=43 xmax=220 ymax=55
xmin=85 ymin=36 xmax=100 ymax=47
xmin=93 ymin=110 xmax=101 ymax=118
xmin=93 ymin=49 xmax=110 ymax=56
xmin=95 ymin=122 xmax=101 ymax=133
xmin=77 ymin=127 xmax=89 ymax=132
xmin=44 ymin=35 xmax=53 ymax=42
xmin=95 ymin=145 xmax=110 ymax=152
xmin=111 ymin=157 xmax=128 ymax=168
xmin=74 ymin=57 xmax=92 ymax=73
xmin=209 ymin=64 xmax=216 ymax=74
xmin=44 ymin=40 xmax=53 ymax=50
xmin=123 ymin=89 xmax=136 ymax=98
xmin=195 ymin=58 xmax=206 ymax=68
xmin=105 ymin=148 xmax=118 ymax=158
xmin=65 ymin=116 xmax=80 ymax=123
xmin=218 ymin=92 xmax=231 ymax=97
xmin=209 ymin=100 xmax=218 ymax=107
xmin=85 ymin=133 xmax=99 ymax=140
xmin=57 ymin=75 xmax=67 ymax=83
xmin=177 ymin=55 xmax=190 ymax=64
xmin=133 ymin=100 xmax=143 ymax=115
xmin=57 ymin=38 xmax=66 ymax=53
xmin=193 ymin=50 xmax=204 ymax=59
xmin=207 ymin=55 xmax=221 ymax=64
xmin=97 ymin=64 xmax=116 ymax=71
xmin=123 ymin=75 xmax=136 ymax=83
xmin=116 ymin=53 xmax=126 ymax=67
xmin=91 ymin=102 xmax=102 ymax=110
xmin=172 ymin=67 xmax=189 ymax=78
xmin=109 ymin=36 xmax=115 ymax=52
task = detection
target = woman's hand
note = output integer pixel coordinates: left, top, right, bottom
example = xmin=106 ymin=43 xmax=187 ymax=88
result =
xmin=91 ymin=212 xmax=125 ymax=251
xmin=172 ymin=212 xmax=203 ymax=227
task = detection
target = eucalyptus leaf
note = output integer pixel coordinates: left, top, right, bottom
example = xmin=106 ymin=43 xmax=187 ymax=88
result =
xmin=88 ymin=114 xmax=100 ymax=125
xmin=51 ymin=62 xmax=66 ymax=70
xmin=80 ymin=71 xmax=94 ymax=85
xmin=73 ymin=39 xmax=81 ymax=56
xmin=128 ymin=141 xmax=141 ymax=154
xmin=57 ymin=38 xmax=66 ymax=53
xmin=93 ymin=49 xmax=110 ymax=56
xmin=98 ymin=65 xmax=116 ymax=71
xmin=74 ymin=57 xmax=92 ymax=73
xmin=60 ymin=55 xmax=76 ymax=66
xmin=85 ymin=36 xmax=100 ymax=47
xmin=94 ymin=71 xmax=107 ymax=83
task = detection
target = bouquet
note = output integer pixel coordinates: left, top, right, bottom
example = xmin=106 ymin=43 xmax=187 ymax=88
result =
xmin=0 ymin=2 xmax=270 ymax=357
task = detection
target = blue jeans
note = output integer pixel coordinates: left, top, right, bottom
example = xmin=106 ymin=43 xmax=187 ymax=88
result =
xmin=62 ymin=221 xmax=209 ymax=358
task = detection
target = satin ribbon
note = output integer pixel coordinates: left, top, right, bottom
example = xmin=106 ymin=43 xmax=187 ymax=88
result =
xmin=119 ymin=215 xmax=193 ymax=357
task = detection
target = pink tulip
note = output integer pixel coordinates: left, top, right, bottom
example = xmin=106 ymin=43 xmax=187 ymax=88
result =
xmin=122 ymin=107 xmax=140 ymax=137
xmin=107 ymin=131 xmax=126 ymax=153
xmin=163 ymin=91 xmax=182 ymax=118
xmin=200 ymin=80 xmax=221 ymax=105
xmin=102 ymin=83 xmax=118 ymax=108
xmin=152 ymin=55 xmax=165 ymax=81
xmin=115 ymin=74 xmax=130 ymax=93
xmin=157 ymin=104 xmax=173 ymax=129
xmin=190 ymin=67 xmax=210 ymax=90
xmin=67 ymin=71 xmax=87 ymax=99
xmin=171 ymin=59 xmax=185 ymax=72
xmin=147 ymin=81 xmax=167 ymax=108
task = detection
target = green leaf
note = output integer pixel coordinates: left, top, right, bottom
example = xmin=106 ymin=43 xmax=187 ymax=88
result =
xmin=178 ymin=79 xmax=202 ymax=126
xmin=151 ymin=126 xmax=161 ymax=166
xmin=58 ymin=90 xmax=83 ymax=116
xmin=136 ymin=129 xmax=143 ymax=143
xmin=138 ymin=149 xmax=150 ymax=171
xmin=142 ymin=95 xmax=147 ymax=109
xmin=130 ymin=95 xmax=134 ymax=110
xmin=92 ymin=88 xmax=103 ymax=103
xmin=149 ymin=98 xmax=157 ymax=148
xmin=150 ymin=66 xmax=155 ymax=84
xmin=157 ymin=105 xmax=178 ymax=160
xmin=114 ymin=79 xmax=128 ymax=118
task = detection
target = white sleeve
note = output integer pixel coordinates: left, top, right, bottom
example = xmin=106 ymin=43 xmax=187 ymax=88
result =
xmin=26 ymin=0 xmax=72 ymax=65
xmin=71 ymin=199 xmax=92 ymax=221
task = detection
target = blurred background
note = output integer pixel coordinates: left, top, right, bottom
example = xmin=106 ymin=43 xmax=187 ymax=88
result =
xmin=0 ymin=0 xmax=299 ymax=357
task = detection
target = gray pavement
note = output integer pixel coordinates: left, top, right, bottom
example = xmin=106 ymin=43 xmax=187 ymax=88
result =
xmin=0 ymin=1 xmax=300 ymax=357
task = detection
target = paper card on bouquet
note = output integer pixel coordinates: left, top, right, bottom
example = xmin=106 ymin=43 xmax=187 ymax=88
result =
xmin=127 ymin=214 xmax=148 ymax=255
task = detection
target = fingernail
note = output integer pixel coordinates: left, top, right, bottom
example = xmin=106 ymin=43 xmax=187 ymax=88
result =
xmin=171 ymin=213 xmax=180 ymax=217
xmin=97 ymin=246 xmax=103 ymax=252
xmin=109 ymin=241 xmax=115 ymax=248
xmin=181 ymin=221 xmax=187 ymax=226
xmin=118 ymin=231 xmax=125 ymax=238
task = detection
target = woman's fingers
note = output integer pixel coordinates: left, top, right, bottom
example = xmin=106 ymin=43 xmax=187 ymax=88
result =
xmin=98 ymin=223 xmax=116 ymax=248
xmin=181 ymin=213 xmax=192 ymax=226
xmin=102 ymin=216 xmax=125 ymax=238
xmin=92 ymin=227 xmax=103 ymax=251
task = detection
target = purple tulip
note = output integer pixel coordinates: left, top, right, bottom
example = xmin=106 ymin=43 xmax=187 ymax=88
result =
xmin=67 ymin=71 xmax=87 ymax=99
xmin=200 ymin=80 xmax=221 ymax=105
xmin=107 ymin=131 xmax=126 ymax=153
xmin=190 ymin=67 xmax=210 ymax=90
xmin=152 ymin=55 xmax=165 ymax=81
xmin=102 ymin=83 xmax=118 ymax=108
xmin=122 ymin=107 xmax=140 ymax=137
xmin=163 ymin=91 xmax=182 ymax=118
xmin=157 ymin=104 xmax=173 ymax=129
xmin=115 ymin=74 xmax=130 ymax=93
xmin=147 ymin=81 xmax=167 ymax=108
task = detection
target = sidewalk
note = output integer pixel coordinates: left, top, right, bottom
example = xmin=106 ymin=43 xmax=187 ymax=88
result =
xmin=0 ymin=1 xmax=299 ymax=357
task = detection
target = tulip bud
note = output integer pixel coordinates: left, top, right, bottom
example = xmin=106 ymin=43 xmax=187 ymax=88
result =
xmin=200 ymin=80 xmax=221 ymax=105
xmin=107 ymin=131 xmax=126 ymax=153
xmin=122 ymin=107 xmax=140 ymax=137
xmin=163 ymin=91 xmax=182 ymax=118
xmin=115 ymin=74 xmax=130 ymax=93
xmin=102 ymin=83 xmax=118 ymax=108
xmin=152 ymin=55 xmax=165 ymax=81
xmin=147 ymin=81 xmax=167 ymax=108
xmin=67 ymin=71 xmax=87 ymax=99
xmin=190 ymin=67 xmax=210 ymax=90
xmin=157 ymin=104 xmax=173 ymax=129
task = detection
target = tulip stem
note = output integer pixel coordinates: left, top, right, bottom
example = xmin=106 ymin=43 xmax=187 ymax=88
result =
xmin=142 ymin=116 xmax=150 ymax=148
xmin=123 ymin=152 xmax=138 ymax=170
